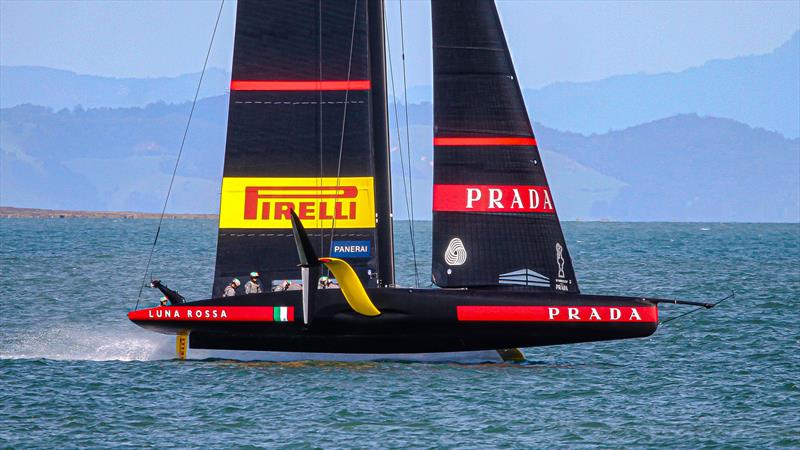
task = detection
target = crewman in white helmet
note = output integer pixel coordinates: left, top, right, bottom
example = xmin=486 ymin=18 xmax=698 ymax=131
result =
xmin=159 ymin=296 xmax=169 ymax=307
xmin=244 ymin=271 xmax=263 ymax=294
xmin=223 ymin=278 xmax=240 ymax=297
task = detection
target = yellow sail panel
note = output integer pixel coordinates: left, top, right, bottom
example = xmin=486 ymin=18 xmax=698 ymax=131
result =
xmin=219 ymin=177 xmax=376 ymax=229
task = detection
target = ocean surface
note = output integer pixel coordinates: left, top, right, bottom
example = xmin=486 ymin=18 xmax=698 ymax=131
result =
xmin=1 ymin=219 xmax=798 ymax=448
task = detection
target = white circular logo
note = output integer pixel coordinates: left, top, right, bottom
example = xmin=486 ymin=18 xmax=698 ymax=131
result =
xmin=444 ymin=238 xmax=467 ymax=266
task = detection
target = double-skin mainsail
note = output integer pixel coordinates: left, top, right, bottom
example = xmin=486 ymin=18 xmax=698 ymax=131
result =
xmin=213 ymin=0 xmax=394 ymax=295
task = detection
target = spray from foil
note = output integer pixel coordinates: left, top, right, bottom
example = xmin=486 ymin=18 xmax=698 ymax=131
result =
xmin=0 ymin=325 xmax=176 ymax=362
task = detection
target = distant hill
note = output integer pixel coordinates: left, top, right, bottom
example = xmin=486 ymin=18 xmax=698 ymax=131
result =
xmin=524 ymin=31 xmax=800 ymax=139
xmin=2 ymin=31 xmax=797 ymax=138
xmin=0 ymin=66 xmax=230 ymax=110
xmin=408 ymin=32 xmax=800 ymax=138
xmin=2 ymin=97 xmax=797 ymax=222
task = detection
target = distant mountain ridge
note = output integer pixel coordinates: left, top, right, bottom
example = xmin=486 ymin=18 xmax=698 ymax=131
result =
xmin=0 ymin=65 xmax=230 ymax=110
xmin=1 ymin=31 xmax=797 ymax=137
xmin=2 ymin=97 xmax=797 ymax=222
xmin=524 ymin=31 xmax=800 ymax=138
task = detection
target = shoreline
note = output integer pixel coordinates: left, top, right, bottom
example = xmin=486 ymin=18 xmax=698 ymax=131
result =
xmin=0 ymin=206 xmax=217 ymax=219
xmin=1 ymin=207 xmax=797 ymax=224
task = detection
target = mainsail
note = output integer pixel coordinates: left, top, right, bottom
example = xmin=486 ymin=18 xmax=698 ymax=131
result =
xmin=213 ymin=0 xmax=393 ymax=296
xmin=430 ymin=0 xmax=579 ymax=293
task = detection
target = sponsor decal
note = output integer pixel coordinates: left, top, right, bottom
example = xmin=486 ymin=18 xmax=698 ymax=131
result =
xmin=433 ymin=184 xmax=554 ymax=213
xmin=556 ymin=243 xmax=565 ymax=278
xmin=457 ymin=306 xmax=657 ymax=322
xmin=273 ymin=306 xmax=293 ymax=322
xmin=331 ymin=240 xmax=371 ymax=258
xmin=219 ymin=177 xmax=375 ymax=229
xmin=498 ymin=268 xmax=550 ymax=288
xmin=444 ymin=238 xmax=467 ymax=266
xmin=128 ymin=306 xmax=295 ymax=322
xmin=554 ymin=242 xmax=571 ymax=291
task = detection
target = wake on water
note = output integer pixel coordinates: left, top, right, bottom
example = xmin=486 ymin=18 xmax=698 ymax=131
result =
xmin=0 ymin=324 xmax=507 ymax=363
xmin=0 ymin=325 xmax=176 ymax=362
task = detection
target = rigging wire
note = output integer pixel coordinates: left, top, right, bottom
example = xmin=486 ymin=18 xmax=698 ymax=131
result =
xmin=659 ymin=291 xmax=734 ymax=326
xmin=328 ymin=0 xmax=360 ymax=251
xmin=318 ymin=0 xmax=325 ymax=254
xmin=397 ymin=0 xmax=419 ymax=287
xmin=134 ymin=0 xmax=225 ymax=311
xmin=385 ymin=2 xmax=419 ymax=287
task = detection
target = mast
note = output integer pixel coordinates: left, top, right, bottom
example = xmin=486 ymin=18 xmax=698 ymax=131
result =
xmin=368 ymin=0 xmax=395 ymax=287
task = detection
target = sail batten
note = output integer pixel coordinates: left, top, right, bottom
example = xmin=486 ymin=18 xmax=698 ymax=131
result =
xmin=431 ymin=0 xmax=579 ymax=293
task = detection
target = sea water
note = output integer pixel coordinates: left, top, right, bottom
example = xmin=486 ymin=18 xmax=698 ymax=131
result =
xmin=1 ymin=219 xmax=798 ymax=448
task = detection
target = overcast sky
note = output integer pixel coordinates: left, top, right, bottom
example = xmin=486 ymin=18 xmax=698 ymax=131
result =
xmin=1 ymin=0 xmax=798 ymax=88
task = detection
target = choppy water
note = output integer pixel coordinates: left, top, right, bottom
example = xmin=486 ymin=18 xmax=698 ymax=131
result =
xmin=1 ymin=219 xmax=798 ymax=448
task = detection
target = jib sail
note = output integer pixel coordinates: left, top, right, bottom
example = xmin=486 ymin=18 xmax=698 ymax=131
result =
xmin=430 ymin=0 xmax=579 ymax=293
xmin=213 ymin=0 xmax=393 ymax=296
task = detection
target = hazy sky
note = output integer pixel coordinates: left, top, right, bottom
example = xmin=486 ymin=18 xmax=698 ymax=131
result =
xmin=1 ymin=0 xmax=798 ymax=88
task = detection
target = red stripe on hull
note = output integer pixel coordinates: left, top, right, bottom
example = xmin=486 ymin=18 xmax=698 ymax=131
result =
xmin=128 ymin=306 xmax=294 ymax=322
xmin=434 ymin=137 xmax=537 ymax=146
xmin=230 ymin=80 xmax=371 ymax=91
xmin=457 ymin=306 xmax=658 ymax=323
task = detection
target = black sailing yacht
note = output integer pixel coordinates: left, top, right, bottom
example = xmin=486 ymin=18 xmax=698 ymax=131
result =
xmin=129 ymin=0 xmax=706 ymax=361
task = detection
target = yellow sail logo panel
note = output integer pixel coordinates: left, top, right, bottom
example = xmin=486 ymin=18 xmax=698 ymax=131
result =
xmin=219 ymin=177 xmax=376 ymax=229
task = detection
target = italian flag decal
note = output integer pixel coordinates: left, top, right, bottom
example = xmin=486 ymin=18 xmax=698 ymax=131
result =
xmin=273 ymin=306 xmax=294 ymax=322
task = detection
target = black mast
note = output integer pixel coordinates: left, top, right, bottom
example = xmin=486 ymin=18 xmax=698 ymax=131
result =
xmin=368 ymin=0 xmax=395 ymax=287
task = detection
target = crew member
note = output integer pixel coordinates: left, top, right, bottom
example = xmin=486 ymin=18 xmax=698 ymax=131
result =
xmin=272 ymin=280 xmax=290 ymax=292
xmin=319 ymin=277 xmax=338 ymax=289
xmin=245 ymin=272 xmax=263 ymax=294
xmin=223 ymin=278 xmax=240 ymax=297
xmin=159 ymin=296 xmax=168 ymax=307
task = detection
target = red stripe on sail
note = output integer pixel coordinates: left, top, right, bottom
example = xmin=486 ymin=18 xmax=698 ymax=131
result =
xmin=432 ymin=184 xmax=555 ymax=213
xmin=230 ymin=80 xmax=371 ymax=91
xmin=128 ymin=306 xmax=296 ymax=322
xmin=457 ymin=306 xmax=658 ymax=322
xmin=433 ymin=137 xmax=537 ymax=146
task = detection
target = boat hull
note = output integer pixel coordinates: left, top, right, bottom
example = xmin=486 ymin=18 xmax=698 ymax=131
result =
xmin=129 ymin=289 xmax=658 ymax=354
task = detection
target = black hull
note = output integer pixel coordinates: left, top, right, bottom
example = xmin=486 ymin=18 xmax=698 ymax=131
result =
xmin=129 ymin=289 xmax=659 ymax=354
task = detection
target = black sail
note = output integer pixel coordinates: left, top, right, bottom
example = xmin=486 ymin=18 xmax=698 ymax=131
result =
xmin=213 ymin=0 xmax=393 ymax=296
xmin=430 ymin=0 xmax=579 ymax=293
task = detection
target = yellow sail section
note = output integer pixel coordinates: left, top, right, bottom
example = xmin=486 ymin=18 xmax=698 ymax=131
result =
xmin=319 ymin=257 xmax=381 ymax=316
xmin=219 ymin=177 xmax=375 ymax=229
